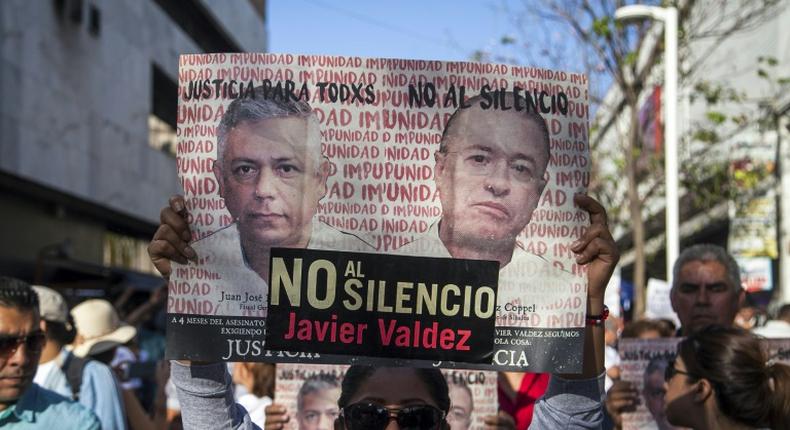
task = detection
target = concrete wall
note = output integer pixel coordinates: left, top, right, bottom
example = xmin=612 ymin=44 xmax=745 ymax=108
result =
xmin=0 ymin=0 xmax=266 ymax=225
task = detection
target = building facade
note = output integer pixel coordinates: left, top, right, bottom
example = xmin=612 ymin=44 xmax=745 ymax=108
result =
xmin=0 ymin=0 xmax=266 ymax=289
xmin=592 ymin=0 xmax=790 ymax=313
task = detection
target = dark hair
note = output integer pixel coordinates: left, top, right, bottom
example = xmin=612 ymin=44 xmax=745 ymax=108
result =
xmin=0 ymin=276 xmax=39 ymax=311
xmin=297 ymin=372 xmax=340 ymax=412
xmin=244 ymin=363 xmax=275 ymax=399
xmin=216 ymin=87 xmax=316 ymax=165
xmin=776 ymin=303 xmax=790 ymax=322
xmin=438 ymin=91 xmax=551 ymax=165
xmin=621 ymin=319 xmax=674 ymax=339
xmin=338 ymin=366 xmax=451 ymax=414
xmin=678 ymin=325 xmax=790 ymax=430
xmin=44 ymin=316 xmax=77 ymax=346
xmin=672 ymin=244 xmax=741 ymax=293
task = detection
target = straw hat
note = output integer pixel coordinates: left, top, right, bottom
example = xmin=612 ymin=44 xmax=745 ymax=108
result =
xmin=71 ymin=299 xmax=137 ymax=357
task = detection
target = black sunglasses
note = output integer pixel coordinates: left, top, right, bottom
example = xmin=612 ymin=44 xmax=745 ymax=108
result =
xmin=0 ymin=331 xmax=46 ymax=360
xmin=341 ymin=402 xmax=446 ymax=430
xmin=664 ymin=358 xmax=694 ymax=382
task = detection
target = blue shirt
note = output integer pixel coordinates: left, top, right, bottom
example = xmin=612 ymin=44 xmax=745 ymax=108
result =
xmin=77 ymin=352 xmax=128 ymax=430
xmin=40 ymin=350 xmax=128 ymax=430
xmin=0 ymin=383 xmax=100 ymax=429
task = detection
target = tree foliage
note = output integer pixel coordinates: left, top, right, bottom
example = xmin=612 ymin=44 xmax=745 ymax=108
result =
xmin=477 ymin=0 xmax=787 ymax=317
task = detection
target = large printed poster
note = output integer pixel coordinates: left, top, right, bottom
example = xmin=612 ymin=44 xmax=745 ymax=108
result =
xmin=275 ymin=364 xmax=498 ymax=430
xmin=166 ymin=53 xmax=591 ymax=371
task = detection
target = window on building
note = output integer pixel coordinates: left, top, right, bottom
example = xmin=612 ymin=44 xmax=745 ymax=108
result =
xmin=88 ymin=4 xmax=101 ymax=37
xmin=103 ymin=231 xmax=157 ymax=274
xmin=150 ymin=65 xmax=178 ymax=156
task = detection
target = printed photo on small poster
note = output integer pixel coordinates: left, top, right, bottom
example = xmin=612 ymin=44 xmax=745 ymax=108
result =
xmin=166 ymin=53 xmax=591 ymax=372
xmin=274 ymin=364 xmax=345 ymax=430
xmin=619 ymin=338 xmax=682 ymax=430
xmin=274 ymin=364 xmax=498 ymax=430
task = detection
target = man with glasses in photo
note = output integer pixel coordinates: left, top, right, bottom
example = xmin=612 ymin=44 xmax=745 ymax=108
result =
xmin=0 ymin=277 xmax=99 ymax=429
xmin=398 ymin=92 xmax=583 ymax=429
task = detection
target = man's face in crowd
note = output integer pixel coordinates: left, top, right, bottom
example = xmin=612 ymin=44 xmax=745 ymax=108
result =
xmin=447 ymin=384 xmax=473 ymax=430
xmin=0 ymin=306 xmax=43 ymax=404
xmin=297 ymin=387 xmax=340 ymax=430
xmin=435 ymin=106 xmax=549 ymax=247
xmin=670 ymin=260 xmax=743 ymax=336
xmin=214 ymin=117 xmax=328 ymax=248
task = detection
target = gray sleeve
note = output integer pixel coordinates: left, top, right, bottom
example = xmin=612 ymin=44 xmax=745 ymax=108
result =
xmin=529 ymin=373 xmax=605 ymax=430
xmin=171 ymin=361 xmax=260 ymax=430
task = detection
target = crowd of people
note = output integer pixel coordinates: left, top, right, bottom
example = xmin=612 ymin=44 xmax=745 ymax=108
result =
xmin=0 ymin=88 xmax=788 ymax=429
xmin=2 ymin=240 xmax=789 ymax=429
xmin=0 ymin=277 xmax=179 ymax=429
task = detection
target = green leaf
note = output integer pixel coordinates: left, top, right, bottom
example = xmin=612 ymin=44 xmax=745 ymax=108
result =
xmin=500 ymin=36 xmax=516 ymax=45
xmin=624 ymin=51 xmax=638 ymax=66
xmin=692 ymin=129 xmax=718 ymax=143
xmin=592 ymin=17 xmax=611 ymax=37
xmin=706 ymin=111 xmax=727 ymax=124
xmin=757 ymin=69 xmax=768 ymax=78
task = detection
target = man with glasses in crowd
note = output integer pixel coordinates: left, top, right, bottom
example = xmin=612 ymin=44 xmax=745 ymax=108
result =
xmin=0 ymin=276 xmax=99 ymax=428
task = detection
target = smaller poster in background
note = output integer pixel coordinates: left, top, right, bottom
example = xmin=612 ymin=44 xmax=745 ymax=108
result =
xmin=605 ymin=266 xmax=622 ymax=318
xmin=644 ymin=278 xmax=679 ymax=326
xmin=735 ymin=256 xmax=773 ymax=293
xmin=275 ymin=364 xmax=498 ymax=430
xmin=728 ymin=140 xmax=778 ymax=259
xmin=444 ymin=369 xmax=498 ymax=430
xmin=274 ymin=364 xmax=345 ymax=430
xmin=619 ymin=338 xmax=681 ymax=430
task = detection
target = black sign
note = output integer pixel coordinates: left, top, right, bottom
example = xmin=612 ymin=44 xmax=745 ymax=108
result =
xmin=264 ymin=248 xmax=498 ymax=363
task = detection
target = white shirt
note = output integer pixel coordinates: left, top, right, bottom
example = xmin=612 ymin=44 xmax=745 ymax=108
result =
xmin=396 ymin=221 xmax=582 ymax=329
xmin=33 ymin=358 xmax=72 ymax=399
xmin=752 ymin=320 xmax=790 ymax=338
xmin=171 ymin=220 xmax=374 ymax=318
xmin=237 ymin=394 xmax=272 ymax=428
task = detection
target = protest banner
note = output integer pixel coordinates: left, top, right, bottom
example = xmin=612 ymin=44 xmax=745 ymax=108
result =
xmin=265 ymin=248 xmax=498 ymax=363
xmin=166 ymin=53 xmax=591 ymax=372
xmin=619 ymin=338 xmax=681 ymax=430
xmin=735 ymin=256 xmax=773 ymax=293
xmin=728 ymin=140 xmax=778 ymax=259
xmin=644 ymin=278 xmax=679 ymax=326
xmin=274 ymin=363 xmax=498 ymax=430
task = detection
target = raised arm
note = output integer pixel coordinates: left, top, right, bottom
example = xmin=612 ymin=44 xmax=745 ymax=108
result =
xmin=569 ymin=194 xmax=618 ymax=380
xmin=531 ymin=194 xmax=619 ymax=430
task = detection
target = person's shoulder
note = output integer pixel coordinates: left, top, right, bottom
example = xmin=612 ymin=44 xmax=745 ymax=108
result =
xmin=82 ymin=359 xmax=120 ymax=385
xmin=24 ymin=384 xmax=101 ymax=427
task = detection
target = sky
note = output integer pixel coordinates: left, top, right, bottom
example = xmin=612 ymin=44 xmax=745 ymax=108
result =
xmin=268 ymin=0 xmax=518 ymax=62
xmin=268 ymin=0 xmax=610 ymax=112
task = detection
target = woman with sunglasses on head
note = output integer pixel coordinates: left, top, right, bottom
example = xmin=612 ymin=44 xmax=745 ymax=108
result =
xmin=664 ymin=325 xmax=790 ymax=430
xmin=168 ymin=196 xmax=618 ymax=430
